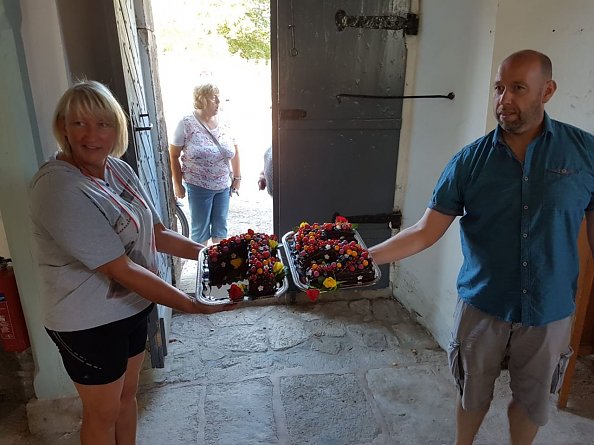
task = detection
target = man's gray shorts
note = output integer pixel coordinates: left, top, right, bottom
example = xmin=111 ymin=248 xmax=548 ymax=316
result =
xmin=447 ymin=299 xmax=573 ymax=426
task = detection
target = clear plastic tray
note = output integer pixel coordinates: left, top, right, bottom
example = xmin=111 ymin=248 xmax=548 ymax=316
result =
xmin=281 ymin=229 xmax=381 ymax=292
xmin=195 ymin=244 xmax=290 ymax=305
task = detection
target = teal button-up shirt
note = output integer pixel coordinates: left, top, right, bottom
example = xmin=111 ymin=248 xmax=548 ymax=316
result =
xmin=430 ymin=113 xmax=594 ymax=326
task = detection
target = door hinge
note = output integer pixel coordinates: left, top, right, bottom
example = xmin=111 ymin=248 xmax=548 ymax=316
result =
xmin=332 ymin=211 xmax=402 ymax=230
xmin=335 ymin=10 xmax=419 ymax=35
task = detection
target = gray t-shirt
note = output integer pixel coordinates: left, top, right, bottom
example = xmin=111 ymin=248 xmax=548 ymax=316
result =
xmin=29 ymin=156 xmax=161 ymax=331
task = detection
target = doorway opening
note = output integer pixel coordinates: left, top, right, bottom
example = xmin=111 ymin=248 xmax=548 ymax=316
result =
xmin=151 ymin=0 xmax=273 ymax=244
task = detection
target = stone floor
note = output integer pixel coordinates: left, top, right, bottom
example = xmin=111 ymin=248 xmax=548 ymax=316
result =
xmin=2 ymin=284 xmax=594 ymax=444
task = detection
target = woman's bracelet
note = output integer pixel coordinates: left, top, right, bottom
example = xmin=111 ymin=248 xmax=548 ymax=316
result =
xmin=233 ymin=176 xmax=241 ymax=180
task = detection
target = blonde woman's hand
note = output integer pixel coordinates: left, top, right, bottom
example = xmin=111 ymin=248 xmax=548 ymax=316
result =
xmin=189 ymin=298 xmax=241 ymax=314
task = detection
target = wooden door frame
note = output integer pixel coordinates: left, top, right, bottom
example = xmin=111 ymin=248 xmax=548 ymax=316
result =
xmin=558 ymin=221 xmax=594 ymax=408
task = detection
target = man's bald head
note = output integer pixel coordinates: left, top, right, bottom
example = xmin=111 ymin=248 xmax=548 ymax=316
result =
xmin=493 ymin=50 xmax=557 ymax=136
xmin=502 ymin=50 xmax=552 ymax=80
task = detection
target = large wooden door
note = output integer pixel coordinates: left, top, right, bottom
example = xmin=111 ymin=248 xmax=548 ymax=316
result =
xmin=114 ymin=0 xmax=171 ymax=367
xmin=273 ymin=0 xmax=412 ymax=287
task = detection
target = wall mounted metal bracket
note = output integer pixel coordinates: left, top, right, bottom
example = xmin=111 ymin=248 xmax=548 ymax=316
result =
xmin=335 ymin=10 xmax=419 ymax=35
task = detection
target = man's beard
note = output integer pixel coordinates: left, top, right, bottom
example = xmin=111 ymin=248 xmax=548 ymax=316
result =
xmin=496 ymin=88 xmax=544 ymax=135
xmin=497 ymin=102 xmax=541 ymax=135
xmin=498 ymin=111 xmax=525 ymax=133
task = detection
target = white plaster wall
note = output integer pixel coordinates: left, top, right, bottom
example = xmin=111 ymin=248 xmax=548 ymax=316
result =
xmin=21 ymin=0 xmax=70 ymax=160
xmin=0 ymin=0 xmax=66 ymax=276
xmin=489 ymin=1 xmax=594 ymax=134
xmin=395 ymin=0 xmax=594 ymax=350
xmin=16 ymin=1 xmax=74 ymax=398
xmin=393 ymin=0 xmax=498 ymax=349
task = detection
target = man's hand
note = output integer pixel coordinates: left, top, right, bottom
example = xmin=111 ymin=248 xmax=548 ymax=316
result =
xmin=368 ymin=208 xmax=456 ymax=265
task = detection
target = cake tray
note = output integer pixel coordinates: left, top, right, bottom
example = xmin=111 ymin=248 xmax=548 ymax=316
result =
xmin=281 ymin=229 xmax=381 ymax=293
xmin=195 ymin=244 xmax=290 ymax=305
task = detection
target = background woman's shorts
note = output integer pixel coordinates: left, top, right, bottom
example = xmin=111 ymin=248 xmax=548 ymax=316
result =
xmin=46 ymin=303 xmax=154 ymax=385
xmin=447 ymin=299 xmax=572 ymax=426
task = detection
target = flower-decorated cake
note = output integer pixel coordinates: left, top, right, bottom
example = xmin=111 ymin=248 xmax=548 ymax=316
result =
xmin=206 ymin=229 xmax=285 ymax=299
xmin=290 ymin=219 xmax=376 ymax=292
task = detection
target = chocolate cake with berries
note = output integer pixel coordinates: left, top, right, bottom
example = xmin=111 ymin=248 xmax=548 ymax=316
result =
xmin=290 ymin=220 xmax=376 ymax=290
xmin=206 ymin=229 xmax=285 ymax=298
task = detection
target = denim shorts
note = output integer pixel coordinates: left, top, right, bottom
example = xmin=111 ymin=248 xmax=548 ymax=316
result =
xmin=185 ymin=182 xmax=230 ymax=243
xmin=46 ymin=304 xmax=154 ymax=385
xmin=447 ymin=299 xmax=572 ymax=426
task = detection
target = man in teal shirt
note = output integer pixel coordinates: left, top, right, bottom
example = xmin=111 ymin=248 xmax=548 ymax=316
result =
xmin=370 ymin=50 xmax=594 ymax=444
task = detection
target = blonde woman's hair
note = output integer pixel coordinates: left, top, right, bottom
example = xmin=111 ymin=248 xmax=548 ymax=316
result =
xmin=52 ymin=80 xmax=129 ymax=158
xmin=193 ymin=84 xmax=219 ymax=110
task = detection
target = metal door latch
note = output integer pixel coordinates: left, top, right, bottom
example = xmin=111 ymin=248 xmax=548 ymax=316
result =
xmin=134 ymin=113 xmax=153 ymax=132
xmin=332 ymin=211 xmax=402 ymax=230
xmin=335 ymin=92 xmax=455 ymax=104
xmin=279 ymin=109 xmax=308 ymax=120
xmin=335 ymin=10 xmax=419 ymax=35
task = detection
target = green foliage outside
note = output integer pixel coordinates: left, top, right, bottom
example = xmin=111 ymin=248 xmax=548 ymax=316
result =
xmin=152 ymin=0 xmax=270 ymax=63
xmin=218 ymin=0 xmax=271 ymax=61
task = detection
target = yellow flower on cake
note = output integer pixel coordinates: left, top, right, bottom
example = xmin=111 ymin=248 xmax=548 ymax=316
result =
xmin=230 ymin=258 xmax=243 ymax=269
xmin=273 ymin=261 xmax=284 ymax=274
xmin=322 ymin=277 xmax=337 ymax=290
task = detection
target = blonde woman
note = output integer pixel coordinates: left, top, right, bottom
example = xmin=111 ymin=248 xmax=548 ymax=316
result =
xmin=29 ymin=80 xmax=237 ymax=444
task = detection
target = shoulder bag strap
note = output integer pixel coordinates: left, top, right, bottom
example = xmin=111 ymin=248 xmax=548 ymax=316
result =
xmin=195 ymin=117 xmax=229 ymax=163
xmin=194 ymin=117 xmax=233 ymax=179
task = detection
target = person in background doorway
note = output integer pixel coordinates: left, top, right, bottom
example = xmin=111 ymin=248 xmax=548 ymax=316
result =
xmin=257 ymin=145 xmax=273 ymax=196
xmin=29 ymin=80 xmax=238 ymax=445
xmin=368 ymin=50 xmax=594 ymax=445
xmin=169 ymin=83 xmax=240 ymax=245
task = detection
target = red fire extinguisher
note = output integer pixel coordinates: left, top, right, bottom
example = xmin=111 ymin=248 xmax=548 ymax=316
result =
xmin=0 ymin=257 xmax=30 ymax=352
